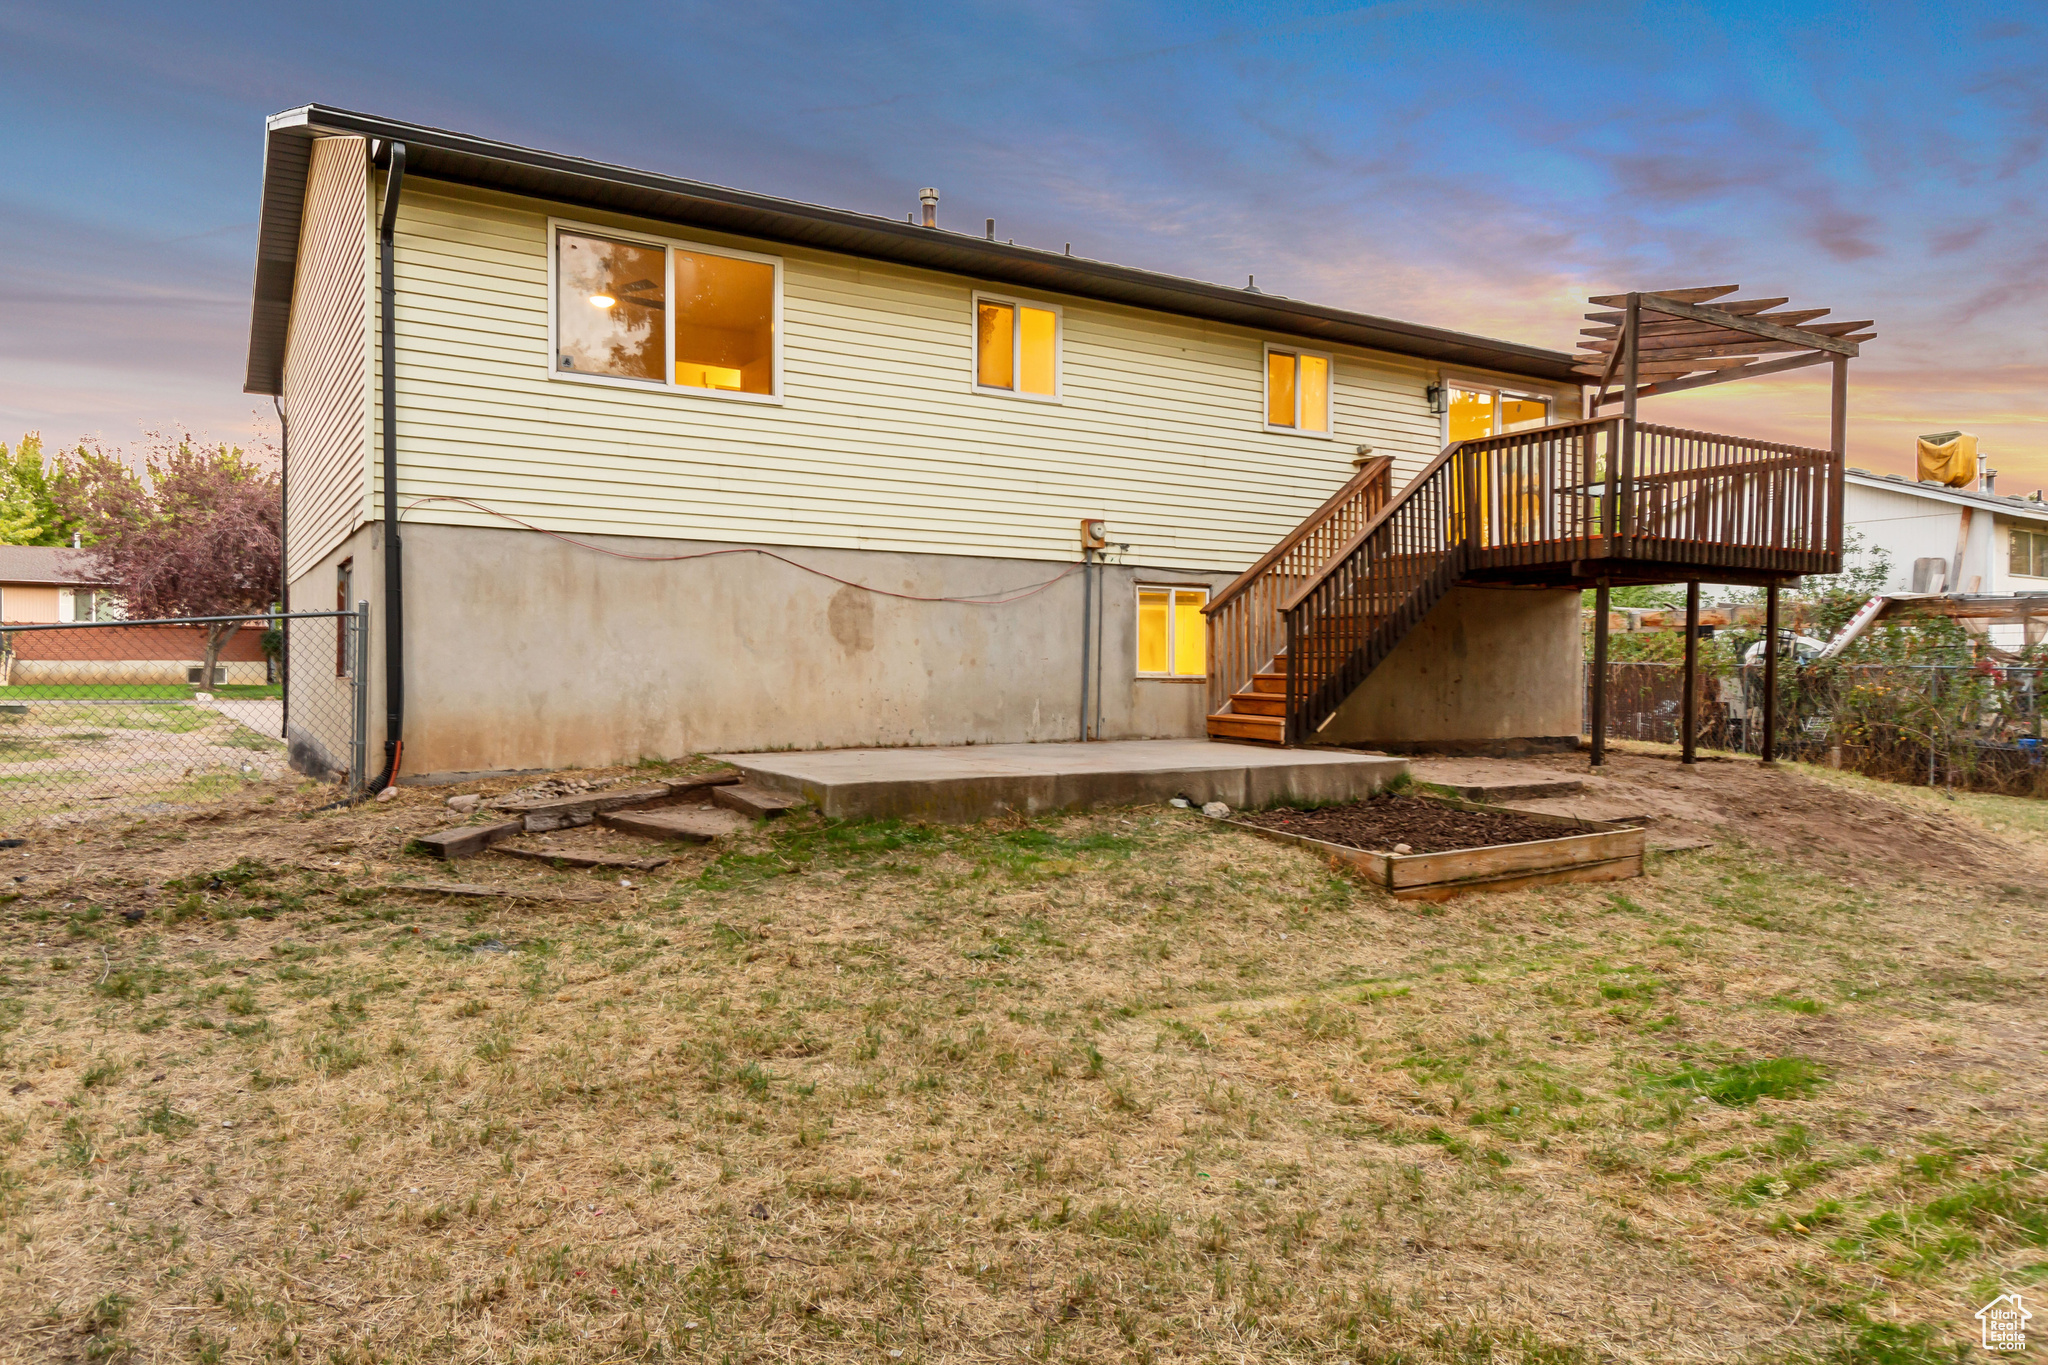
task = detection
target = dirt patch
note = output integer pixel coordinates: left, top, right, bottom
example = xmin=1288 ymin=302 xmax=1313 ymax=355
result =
xmin=1238 ymin=793 xmax=1585 ymax=853
xmin=1415 ymin=745 xmax=2039 ymax=886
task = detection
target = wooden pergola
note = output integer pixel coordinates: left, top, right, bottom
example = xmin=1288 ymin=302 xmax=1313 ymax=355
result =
xmin=1577 ymin=286 xmax=1875 ymax=768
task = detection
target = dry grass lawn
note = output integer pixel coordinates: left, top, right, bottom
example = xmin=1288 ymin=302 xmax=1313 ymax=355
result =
xmin=2 ymin=750 xmax=2046 ymax=1363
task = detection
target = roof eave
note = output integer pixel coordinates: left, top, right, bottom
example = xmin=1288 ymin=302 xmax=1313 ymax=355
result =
xmin=243 ymin=104 xmax=1582 ymax=397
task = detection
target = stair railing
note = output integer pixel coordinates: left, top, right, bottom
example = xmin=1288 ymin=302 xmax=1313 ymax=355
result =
xmin=1202 ymin=456 xmax=1393 ymax=716
xmin=1278 ymin=444 xmax=1468 ymax=744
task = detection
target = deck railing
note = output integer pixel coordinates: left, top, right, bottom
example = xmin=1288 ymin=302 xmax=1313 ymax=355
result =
xmin=1275 ymin=418 xmax=1841 ymax=742
xmin=1202 ymin=456 xmax=1393 ymax=715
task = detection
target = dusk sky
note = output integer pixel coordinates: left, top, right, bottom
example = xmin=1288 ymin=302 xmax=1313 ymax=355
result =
xmin=2 ymin=1 xmax=2042 ymax=486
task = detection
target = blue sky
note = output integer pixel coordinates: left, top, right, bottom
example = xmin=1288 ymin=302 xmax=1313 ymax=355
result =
xmin=2 ymin=1 xmax=2043 ymax=483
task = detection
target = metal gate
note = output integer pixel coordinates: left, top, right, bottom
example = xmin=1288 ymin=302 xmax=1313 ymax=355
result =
xmin=0 ymin=606 xmax=368 ymax=830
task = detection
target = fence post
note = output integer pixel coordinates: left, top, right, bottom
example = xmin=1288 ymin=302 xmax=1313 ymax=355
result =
xmin=352 ymin=600 xmax=371 ymax=798
xmin=1682 ymin=581 xmax=1699 ymax=765
xmin=1761 ymin=583 xmax=1780 ymax=767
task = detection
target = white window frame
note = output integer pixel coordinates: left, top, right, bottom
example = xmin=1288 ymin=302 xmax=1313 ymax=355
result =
xmin=1438 ymin=377 xmax=1557 ymax=443
xmin=2011 ymin=527 xmax=2048 ymax=579
xmin=969 ymin=291 xmax=1063 ymax=403
xmin=1134 ymin=583 xmax=1210 ymax=680
xmin=1262 ymin=344 xmax=1335 ymax=439
xmin=546 ymin=217 xmax=784 ymax=405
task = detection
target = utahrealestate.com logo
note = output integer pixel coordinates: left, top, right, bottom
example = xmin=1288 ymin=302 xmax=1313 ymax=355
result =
xmin=1977 ymin=1293 xmax=2030 ymax=1352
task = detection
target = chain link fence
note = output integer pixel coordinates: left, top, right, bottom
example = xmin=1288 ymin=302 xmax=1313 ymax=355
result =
xmin=0 ymin=608 xmax=367 ymax=831
xmin=1591 ymin=659 xmax=2047 ymax=794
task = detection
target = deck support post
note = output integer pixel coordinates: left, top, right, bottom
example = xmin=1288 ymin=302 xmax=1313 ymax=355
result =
xmin=1761 ymin=581 xmax=1780 ymax=767
xmin=1590 ymin=579 xmax=1610 ymax=767
xmin=1829 ymin=354 xmax=1849 ymax=557
xmin=1617 ymin=294 xmax=1640 ymax=551
xmin=1682 ymin=580 xmax=1700 ymax=764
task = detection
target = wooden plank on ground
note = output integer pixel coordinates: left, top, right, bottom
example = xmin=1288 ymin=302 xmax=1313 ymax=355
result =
xmin=601 ymin=807 xmax=750 ymax=842
xmin=387 ymin=880 xmax=609 ymax=902
xmin=414 ymin=820 xmax=523 ymax=860
xmin=489 ymin=772 xmax=741 ymax=832
xmin=489 ymin=845 xmax=671 ymax=871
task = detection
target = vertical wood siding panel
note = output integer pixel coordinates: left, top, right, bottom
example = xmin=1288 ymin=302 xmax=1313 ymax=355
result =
xmin=280 ymin=136 xmax=371 ymax=582
xmin=377 ymin=183 xmax=1563 ymax=572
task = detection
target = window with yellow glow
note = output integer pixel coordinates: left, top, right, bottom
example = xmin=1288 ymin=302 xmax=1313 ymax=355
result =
xmin=1264 ymin=347 xmax=1331 ymax=434
xmin=1447 ymin=383 xmax=1551 ymax=441
xmin=553 ymin=222 xmax=780 ymax=399
xmin=973 ymin=294 xmax=1059 ymax=397
xmin=1136 ymin=586 xmax=1208 ymax=678
xmin=674 ymin=250 xmax=775 ymax=395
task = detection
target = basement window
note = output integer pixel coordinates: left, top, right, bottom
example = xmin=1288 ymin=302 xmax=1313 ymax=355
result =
xmin=2011 ymin=529 xmax=2048 ymax=578
xmin=1137 ymin=586 xmax=1208 ymax=678
xmin=1264 ymin=346 xmax=1332 ymax=436
xmin=551 ymin=221 xmax=781 ymax=400
xmin=972 ymin=293 xmax=1060 ymax=400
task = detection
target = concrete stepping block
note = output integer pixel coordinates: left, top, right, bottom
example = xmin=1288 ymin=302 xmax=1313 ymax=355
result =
xmin=600 ymin=807 xmax=751 ymax=843
xmin=713 ymin=784 xmax=808 ymax=819
xmin=492 ymin=772 xmax=742 ymax=832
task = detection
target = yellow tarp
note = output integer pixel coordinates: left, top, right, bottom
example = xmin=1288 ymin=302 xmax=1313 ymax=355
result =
xmin=1917 ymin=431 xmax=1977 ymax=488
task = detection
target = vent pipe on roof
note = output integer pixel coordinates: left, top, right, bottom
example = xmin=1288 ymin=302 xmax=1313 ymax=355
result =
xmin=919 ymin=188 xmax=938 ymax=228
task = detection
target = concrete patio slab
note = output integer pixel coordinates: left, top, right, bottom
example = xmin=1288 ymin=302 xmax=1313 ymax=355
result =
xmin=716 ymin=739 xmax=1408 ymax=822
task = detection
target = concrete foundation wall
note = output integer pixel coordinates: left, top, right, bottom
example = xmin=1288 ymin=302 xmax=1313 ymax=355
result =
xmin=308 ymin=523 xmax=1236 ymax=779
xmin=1311 ymin=586 xmax=1582 ymax=753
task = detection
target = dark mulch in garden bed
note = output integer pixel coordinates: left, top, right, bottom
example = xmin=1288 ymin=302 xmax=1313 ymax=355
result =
xmin=1236 ymin=794 xmax=1582 ymax=854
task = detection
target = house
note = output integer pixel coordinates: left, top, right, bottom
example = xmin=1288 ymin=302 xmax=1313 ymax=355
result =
xmin=243 ymin=107 xmax=1862 ymax=784
xmin=1844 ymin=468 xmax=2048 ymax=596
xmin=0 ymin=546 xmax=113 ymax=624
xmin=0 ymin=546 xmax=268 ymax=686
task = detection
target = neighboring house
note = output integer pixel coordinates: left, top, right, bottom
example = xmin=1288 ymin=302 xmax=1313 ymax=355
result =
xmin=0 ymin=546 xmax=115 ymax=624
xmin=243 ymin=107 xmax=1856 ymax=781
xmin=1844 ymin=468 xmax=2048 ymax=597
xmin=0 ymin=546 xmax=265 ymax=686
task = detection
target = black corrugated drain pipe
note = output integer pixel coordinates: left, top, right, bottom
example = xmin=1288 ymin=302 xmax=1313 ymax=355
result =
xmin=367 ymin=141 xmax=407 ymax=795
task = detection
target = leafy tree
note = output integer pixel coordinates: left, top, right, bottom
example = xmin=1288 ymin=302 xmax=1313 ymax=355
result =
xmin=0 ymin=434 xmax=81 ymax=546
xmin=59 ymin=431 xmax=281 ymax=689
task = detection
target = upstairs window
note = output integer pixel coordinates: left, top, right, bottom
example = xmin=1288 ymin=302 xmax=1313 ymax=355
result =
xmin=2012 ymin=528 xmax=2048 ymax=578
xmin=1265 ymin=346 xmax=1331 ymax=435
xmin=973 ymin=294 xmax=1059 ymax=399
xmin=552 ymin=222 xmax=780 ymax=399
xmin=1137 ymin=586 xmax=1208 ymax=678
xmin=1447 ymin=384 xmax=1550 ymax=442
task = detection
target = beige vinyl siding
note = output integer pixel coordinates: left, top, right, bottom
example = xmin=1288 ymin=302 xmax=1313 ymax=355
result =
xmin=281 ymin=136 xmax=372 ymax=581
xmin=377 ymin=180 xmax=1568 ymax=573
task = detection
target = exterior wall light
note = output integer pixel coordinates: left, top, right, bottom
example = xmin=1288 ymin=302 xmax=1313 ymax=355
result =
xmin=1425 ymin=382 xmax=1447 ymax=415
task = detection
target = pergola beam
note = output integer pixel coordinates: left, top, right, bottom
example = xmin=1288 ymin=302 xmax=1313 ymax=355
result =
xmin=1637 ymin=294 xmax=1861 ymax=356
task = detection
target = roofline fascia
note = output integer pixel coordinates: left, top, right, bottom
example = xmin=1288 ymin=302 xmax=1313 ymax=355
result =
xmin=1846 ymin=471 xmax=2048 ymax=524
xmin=244 ymin=104 xmax=1582 ymax=396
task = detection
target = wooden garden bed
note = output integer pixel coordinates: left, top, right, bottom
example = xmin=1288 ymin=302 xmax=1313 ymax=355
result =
xmin=1229 ymin=794 xmax=1644 ymax=900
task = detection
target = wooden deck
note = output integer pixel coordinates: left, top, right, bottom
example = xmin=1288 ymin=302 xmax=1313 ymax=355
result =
xmin=1205 ymin=414 xmax=1844 ymax=745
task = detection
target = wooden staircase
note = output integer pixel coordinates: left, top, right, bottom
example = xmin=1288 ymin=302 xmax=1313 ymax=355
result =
xmin=1205 ymin=412 xmax=1847 ymax=747
xmin=1203 ymin=456 xmax=1399 ymax=745
xmin=1205 ymin=661 xmax=1290 ymax=743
